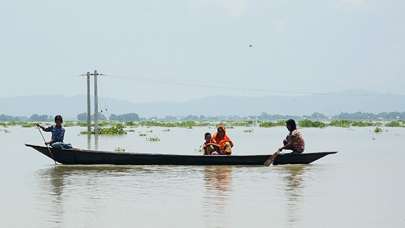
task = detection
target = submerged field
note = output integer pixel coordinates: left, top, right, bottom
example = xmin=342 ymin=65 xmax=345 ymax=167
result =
xmin=0 ymin=126 xmax=403 ymax=228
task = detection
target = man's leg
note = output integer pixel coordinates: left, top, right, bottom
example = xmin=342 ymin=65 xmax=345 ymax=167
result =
xmin=206 ymin=145 xmax=216 ymax=155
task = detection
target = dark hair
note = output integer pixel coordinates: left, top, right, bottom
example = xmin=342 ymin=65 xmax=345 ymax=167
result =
xmin=286 ymin=119 xmax=296 ymax=130
xmin=204 ymin=132 xmax=211 ymax=137
xmin=55 ymin=115 xmax=63 ymax=123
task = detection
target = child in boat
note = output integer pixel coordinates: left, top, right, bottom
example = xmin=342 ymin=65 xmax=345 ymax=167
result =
xmin=210 ymin=124 xmax=234 ymax=155
xmin=36 ymin=115 xmax=72 ymax=149
xmin=203 ymin=132 xmax=218 ymax=155
xmin=278 ymin=119 xmax=305 ymax=153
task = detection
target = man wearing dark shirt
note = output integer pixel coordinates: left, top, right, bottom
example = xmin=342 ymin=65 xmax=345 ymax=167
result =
xmin=36 ymin=115 xmax=71 ymax=149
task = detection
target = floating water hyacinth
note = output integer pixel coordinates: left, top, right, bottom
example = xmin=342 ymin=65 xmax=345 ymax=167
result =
xmin=298 ymin=119 xmax=327 ymax=128
xmin=21 ymin=122 xmax=37 ymax=128
xmin=374 ymin=127 xmax=383 ymax=133
xmin=81 ymin=124 xmax=127 ymax=135
xmin=114 ymin=147 xmax=126 ymax=152
xmin=146 ymin=136 xmax=160 ymax=142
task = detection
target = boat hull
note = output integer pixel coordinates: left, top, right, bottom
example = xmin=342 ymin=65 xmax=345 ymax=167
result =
xmin=26 ymin=144 xmax=337 ymax=166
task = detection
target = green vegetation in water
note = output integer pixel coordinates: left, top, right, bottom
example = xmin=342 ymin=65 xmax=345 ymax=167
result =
xmin=227 ymin=120 xmax=255 ymax=127
xmin=81 ymin=124 xmax=127 ymax=135
xmin=298 ymin=119 xmax=327 ymax=128
xmin=374 ymin=127 xmax=383 ymax=133
xmin=139 ymin=120 xmax=209 ymax=128
xmin=351 ymin=121 xmax=377 ymax=127
xmin=385 ymin=121 xmax=404 ymax=127
xmin=2 ymin=119 xmax=405 ymax=131
xmin=329 ymin=120 xmax=352 ymax=128
xmin=114 ymin=147 xmax=126 ymax=152
xmin=125 ymin=121 xmax=139 ymax=127
xmin=97 ymin=124 xmax=127 ymax=135
xmin=146 ymin=136 xmax=160 ymax=142
xmin=21 ymin=122 xmax=37 ymax=128
xmin=329 ymin=120 xmax=379 ymax=128
xmin=77 ymin=122 xmax=89 ymax=127
xmin=63 ymin=121 xmax=76 ymax=127
xmin=259 ymin=120 xmax=285 ymax=128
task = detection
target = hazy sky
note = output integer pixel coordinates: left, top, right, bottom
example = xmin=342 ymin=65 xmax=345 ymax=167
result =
xmin=0 ymin=0 xmax=404 ymax=102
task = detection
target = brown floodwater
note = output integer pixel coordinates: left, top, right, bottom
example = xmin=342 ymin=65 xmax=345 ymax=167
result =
xmin=0 ymin=126 xmax=403 ymax=227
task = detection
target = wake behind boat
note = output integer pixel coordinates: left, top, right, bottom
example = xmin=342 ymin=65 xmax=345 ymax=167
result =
xmin=26 ymin=144 xmax=337 ymax=166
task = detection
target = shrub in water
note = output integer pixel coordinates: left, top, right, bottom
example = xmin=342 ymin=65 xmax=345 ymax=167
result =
xmin=374 ymin=127 xmax=383 ymax=133
xmin=298 ymin=119 xmax=326 ymax=128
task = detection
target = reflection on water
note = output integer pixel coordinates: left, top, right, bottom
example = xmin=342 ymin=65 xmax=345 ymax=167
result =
xmin=277 ymin=165 xmax=313 ymax=227
xmin=86 ymin=134 xmax=91 ymax=150
xmin=203 ymin=167 xmax=233 ymax=227
xmin=86 ymin=134 xmax=99 ymax=150
xmin=35 ymin=164 xmax=313 ymax=228
xmin=95 ymin=134 xmax=99 ymax=150
xmin=36 ymin=165 xmax=148 ymax=226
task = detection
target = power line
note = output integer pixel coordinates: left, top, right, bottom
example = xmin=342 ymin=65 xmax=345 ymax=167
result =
xmin=100 ymin=74 xmax=312 ymax=96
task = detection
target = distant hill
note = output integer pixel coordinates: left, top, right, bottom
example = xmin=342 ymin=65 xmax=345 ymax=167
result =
xmin=1 ymin=91 xmax=405 ymax=118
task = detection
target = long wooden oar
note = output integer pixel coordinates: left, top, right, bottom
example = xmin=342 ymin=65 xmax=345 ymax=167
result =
xmin=264 ymin=150 xmax=280 ymax=167
xmin=37 ymin=127 xmax=57 ymax=165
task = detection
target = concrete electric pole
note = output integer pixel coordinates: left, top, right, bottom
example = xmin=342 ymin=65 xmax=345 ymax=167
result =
xmin=82 ymin=70 xmax=104 ymax=134
xmin=86 ymin=72 xmax=91 ymax=133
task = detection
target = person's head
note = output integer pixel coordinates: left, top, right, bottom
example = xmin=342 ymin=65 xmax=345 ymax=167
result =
xmin=204 ymin=132 xmax=211 ymax=142
xmin=286 ymin=119 xmax=297 ymax=132
xmin=54 ymin=115 xmax=63 ymax=127
xmin=216 ymin=123 xmax=226 ymax=138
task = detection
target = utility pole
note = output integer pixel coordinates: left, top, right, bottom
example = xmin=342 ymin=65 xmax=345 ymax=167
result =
xmin=93 ymin=70 xmax=99 ymax=134
xmin=86 ymin=72 xmax=91 ymax=133
xmin=82 ymin=70 xmax=103 ymax=134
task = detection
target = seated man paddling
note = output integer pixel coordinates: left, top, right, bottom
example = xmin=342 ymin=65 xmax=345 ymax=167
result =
xmin=204 ymin=124 xmax=234 ymax=155
xmin=265 ymin=119 xmax=305 ymax=166
xmin=36 ymin=115 xmax=72 ymax=150
xmin=279 ymin=119 xmax=305 ymax=153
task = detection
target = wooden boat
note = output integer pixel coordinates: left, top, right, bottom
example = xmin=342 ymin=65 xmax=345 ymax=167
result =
xmin=26 ymin=144 xmax=337 ymax=166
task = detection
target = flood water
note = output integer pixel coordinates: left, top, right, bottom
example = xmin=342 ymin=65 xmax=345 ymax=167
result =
xmin=0 ymin=126 xmax=403 ymax=228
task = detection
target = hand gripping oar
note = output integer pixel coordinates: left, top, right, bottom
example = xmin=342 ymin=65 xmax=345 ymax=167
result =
xmin=264 ymin=150 xmax=280 ymax=167
xmin=37 ymin=127 xmax=57 ymax=165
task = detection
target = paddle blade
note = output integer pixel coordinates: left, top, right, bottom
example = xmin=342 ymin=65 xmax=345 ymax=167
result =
xmin=264 ymin=151 xmax=280 ymax=167
xmin=264 ymin=156 xmax=274 ymax=167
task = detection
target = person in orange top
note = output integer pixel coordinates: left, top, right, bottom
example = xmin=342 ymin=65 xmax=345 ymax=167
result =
xmin=210 ymin=124 xmax=234 ymax=155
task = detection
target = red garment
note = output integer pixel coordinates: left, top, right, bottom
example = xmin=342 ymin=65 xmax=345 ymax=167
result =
xmin=211 ymin=131 xmax=232 ymax=152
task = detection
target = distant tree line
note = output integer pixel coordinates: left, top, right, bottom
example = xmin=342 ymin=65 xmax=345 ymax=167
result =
xmin=0 ymin=114 xmax=52 ymax=121
xmin=257 ymin=112 xmax=405 ymax=121
xmin=77 ymin=113 xmax=107 ymax=121
xmin=77 ymin=113 xmax=140 ymax=122
xmin=1 ymin=112 xmax=405 ymax=122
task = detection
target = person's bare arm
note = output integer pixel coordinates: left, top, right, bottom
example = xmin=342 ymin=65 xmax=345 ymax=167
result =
xmin=206 ymin=143 xmax=220 ymax=147
xmin=36 ymin=123 xmax=46 ymax=131
xmin=279 ymin=136 xmax=296 ymax=151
